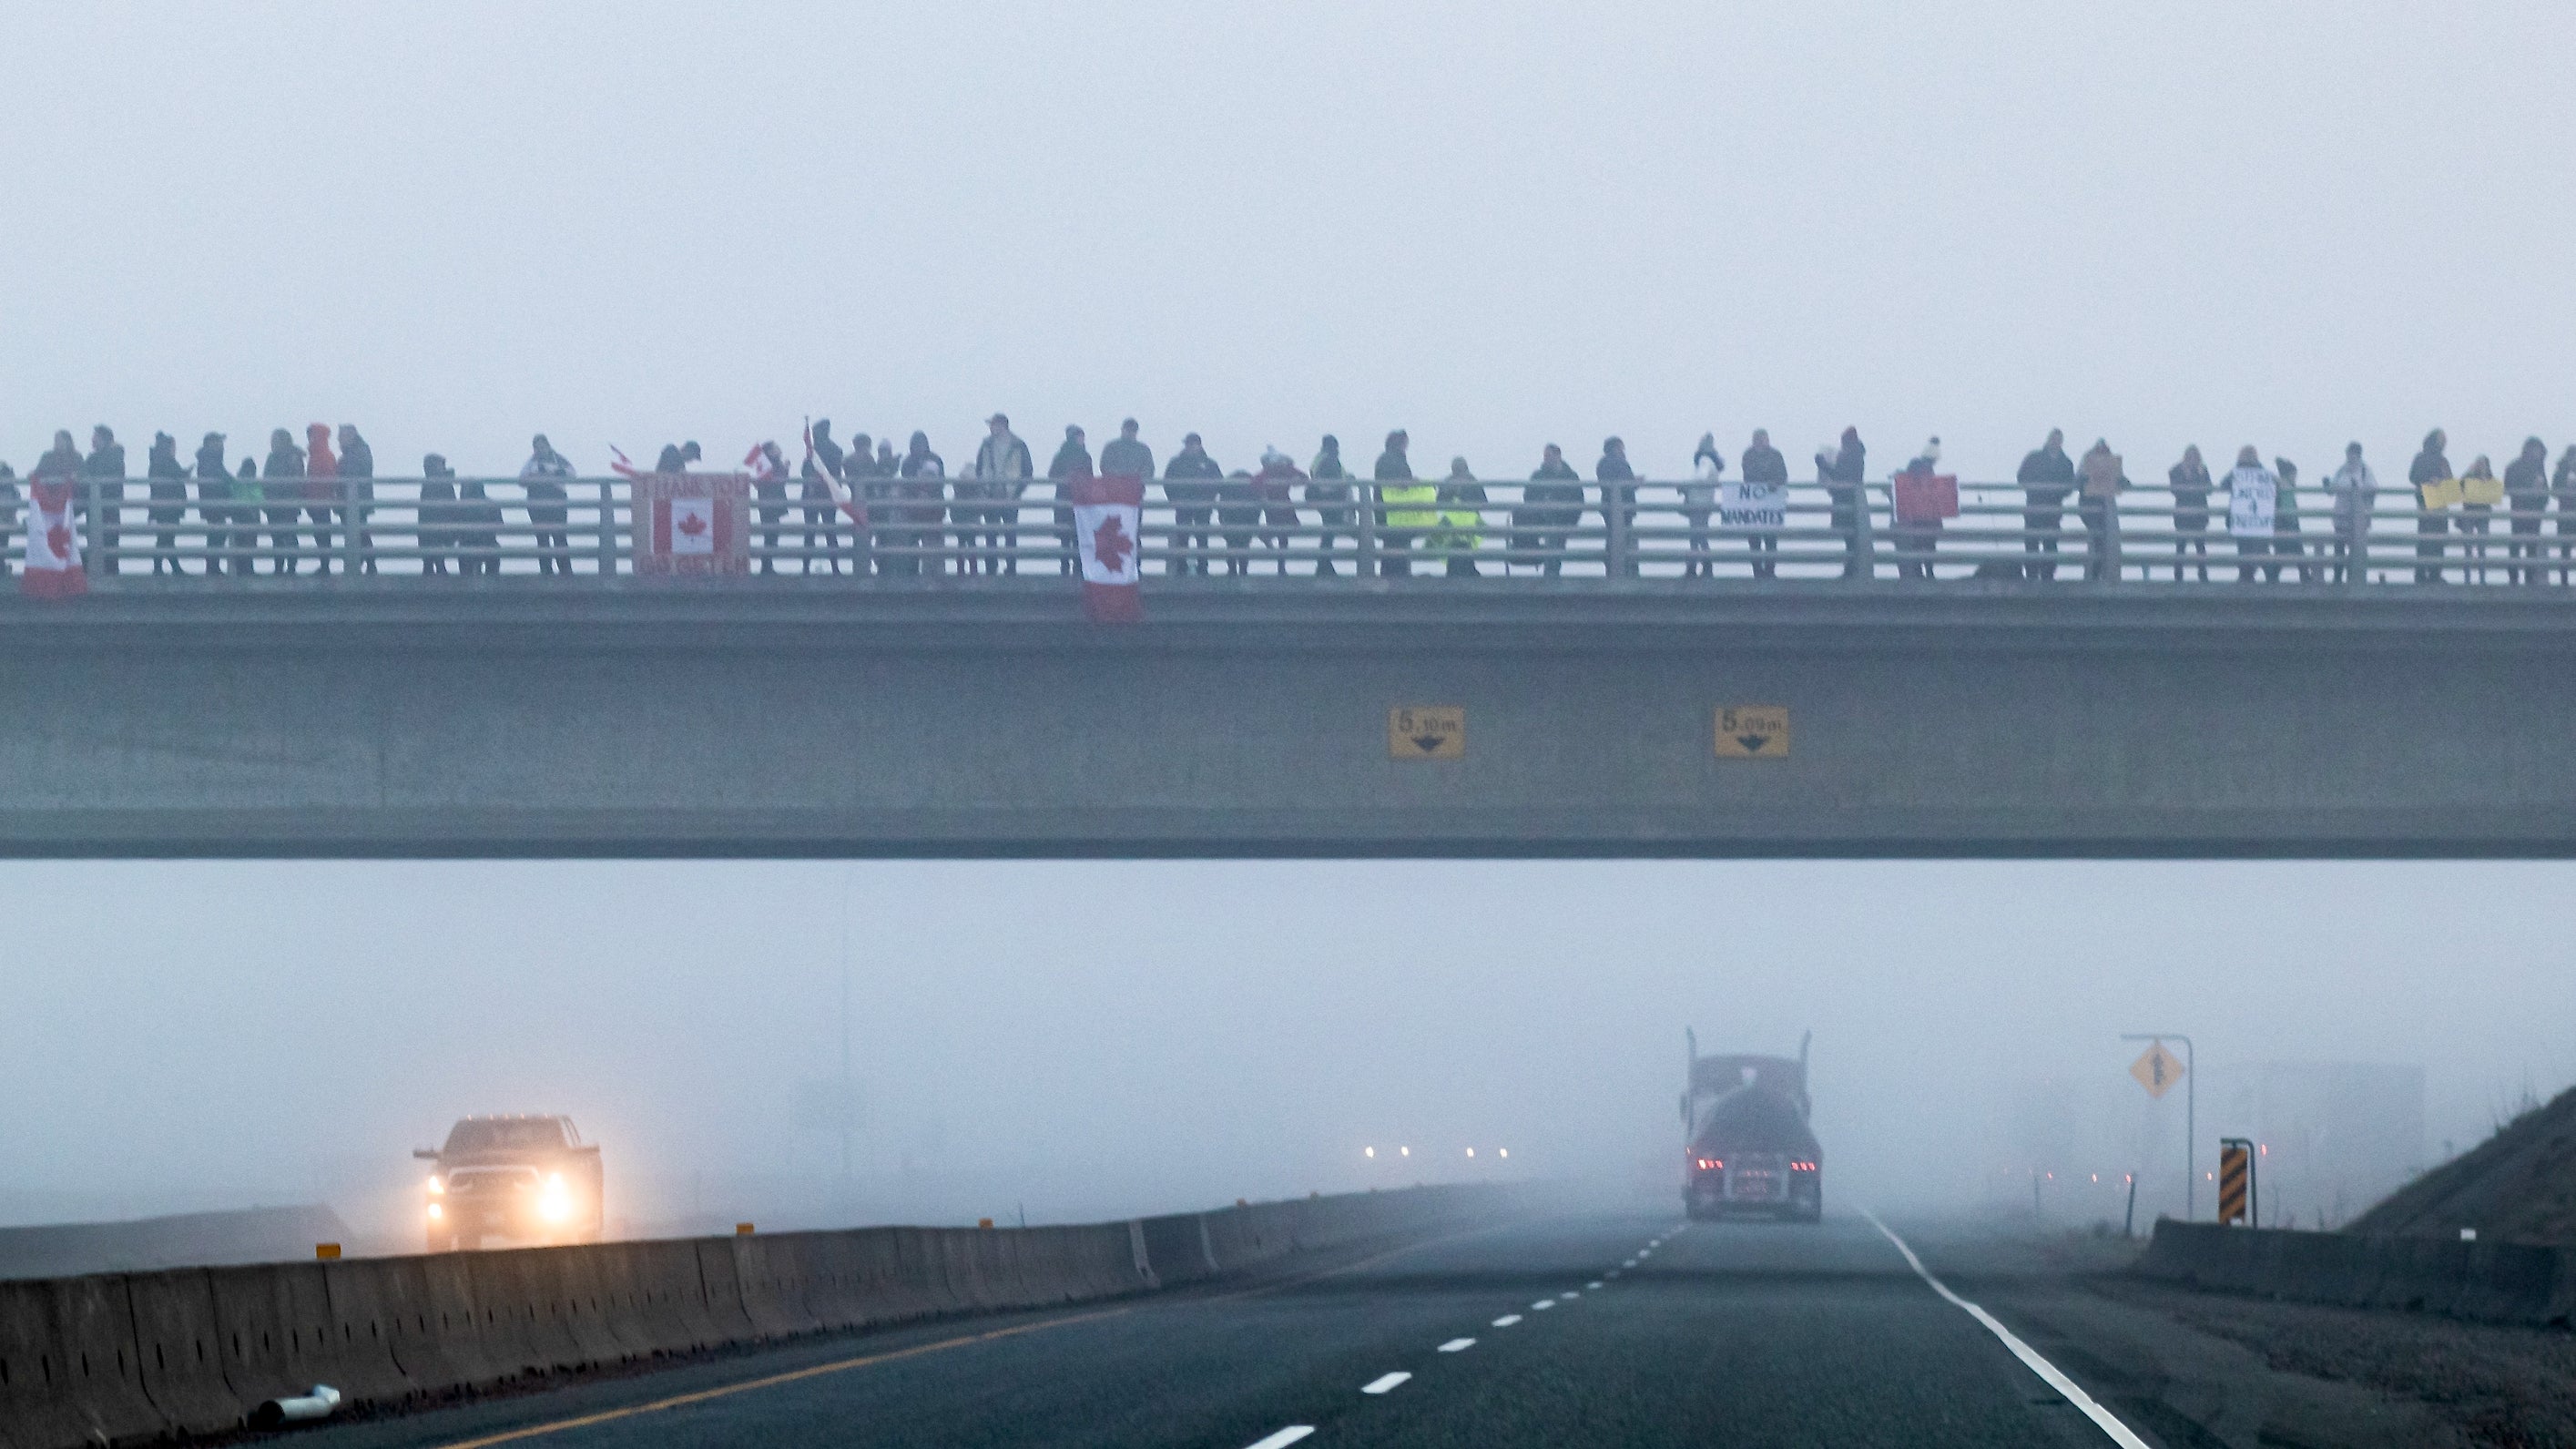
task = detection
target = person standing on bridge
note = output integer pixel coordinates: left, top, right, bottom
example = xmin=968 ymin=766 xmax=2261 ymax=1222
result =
xmin=0 ymin=460 xmax=16 ymax=577
xmin=417 ymin=449 xmax=455 ymax=576
xmin=1684 ymin=434 xmax=1723 ymax=578
xmin=654 ymin=440 xmax=700 ymax=474
xmin=1434 ymin=455 xmax=1488 ymax=577
xmin=1375 ymin=430 xmax=1429 ymax=577
xmin=2457 ymin=454 xmax=2500 ymax=584
xmin=967 ymin=413 xmax=1032 ymax=577
xmin=1164 ymin=433 xmax=1222 ymax=576
xmin=145 ymin=432 xmax=188 ymax=576
xmin=262 ymin=427 xmax=306 ymax=575
xmin=303 ymin=423 xmax=341 ymax=572
xmin=1308 ymin=435 xmax=1356 ymax=577
xmin=1828 ymin=427 xmax=1868 ymax=578
xmin=801 ymin=420 xmax=847 ymax=576
xmin=2169 ymin=445 xmax=2213 ymax=582
xmin=234 ymin=454 xmax=267 ymax=573
xmin=2276 ymin=455 xmax=2318 ymax=583
xmin=2326 ymin=442 xmax=2377 ymax=584
xmin=1740 ymin=430 xmax=1788 ymax=581
xmin=1889 ymin=435 xmax=1940 ymax=579
xmin=339 ymin=424 xmax=378 ymax=574
xmin=1596 ymin=437 xmax=1638 ymax=575
xmin=2017 ymin=429 xmax=2074 ymax=580
xmin=2077 ymin=438 xmax=2126 ymax=582
xmin=2555 ymin=444 xmax=2576 ymax=586
xmin=453 ymin=455 xmax=504 ymax=576
xmin=1047 ymin=424 xmax=1093 ymax=575
xmin=896 ymin=431 xmax=945 ymax=577
xmin=2505 ymin=436 xmax=2550 ymax=586
xmin=192 ymin=432 xmax=236 ymax=577
xmin=1254 ymin=447 xmax=1304 ymax=573
xmin=82 ymin=425 xmax=127 ymax=575
xmin=1095 ymin=420 xmax=1152 ymax=576
xmin=520 ymin=433 xmax=574 ymax=577
xmin=2225 ymin=445 xmax=2278 ymax=583
xmin=2408 ymin=429 xmax=2452 ymax=585
xmin=1514 ymin=443 xmax=1583 ymax=577
xmin=748 ymin=437 xmax=791 ymax=574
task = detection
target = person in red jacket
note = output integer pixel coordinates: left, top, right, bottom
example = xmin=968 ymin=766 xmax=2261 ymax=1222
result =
xmin=304 ymin=422 xmax=340 ymax=572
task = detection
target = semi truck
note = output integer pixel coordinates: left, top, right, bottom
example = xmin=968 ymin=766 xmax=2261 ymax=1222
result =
xmin=1681 ymin=1029 xmax=1822 ymax=1222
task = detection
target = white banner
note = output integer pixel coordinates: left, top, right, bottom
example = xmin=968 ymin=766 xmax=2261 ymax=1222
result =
xmin=1717 ymin=481 xmax=1787 ymax=531
xmin=2227 ymin=469 xmax=2277 ymax=536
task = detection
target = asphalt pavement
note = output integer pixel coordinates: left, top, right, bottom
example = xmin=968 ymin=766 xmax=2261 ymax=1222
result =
xmin=284 ymin=1208 xmax=2183 ymax=1449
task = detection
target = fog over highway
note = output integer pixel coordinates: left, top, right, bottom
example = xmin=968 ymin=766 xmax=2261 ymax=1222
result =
xmin=0 ymin=860 xmax=2566 ymax=1247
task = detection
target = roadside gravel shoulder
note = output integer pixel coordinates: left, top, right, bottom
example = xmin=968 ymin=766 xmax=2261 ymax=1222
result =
xmin=2082 ymin=1274 xmax=2576 ymax=1449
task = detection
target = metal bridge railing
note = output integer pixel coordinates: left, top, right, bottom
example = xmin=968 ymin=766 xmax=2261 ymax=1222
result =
xmin=37 ymin=476 xmax=2576 ymax=587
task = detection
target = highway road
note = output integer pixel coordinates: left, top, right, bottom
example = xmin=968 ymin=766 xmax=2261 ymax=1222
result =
xmin=289 ymin=1209 xmax=2189 ymax=1449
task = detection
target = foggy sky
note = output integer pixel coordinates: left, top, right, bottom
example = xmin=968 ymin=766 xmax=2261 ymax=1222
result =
xmin=5 ymin=2 xmax=2572 ymax=478
xmin=3 ymin=4 xmax=2571 ymax=1241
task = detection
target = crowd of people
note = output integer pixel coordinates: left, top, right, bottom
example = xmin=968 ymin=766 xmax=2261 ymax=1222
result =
xmin=5 ymin=418 xmax=2573 ymax=583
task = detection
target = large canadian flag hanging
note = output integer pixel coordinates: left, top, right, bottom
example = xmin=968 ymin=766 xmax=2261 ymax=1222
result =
xmin=21 ymin=478 xmax=86 ymax=599
xmin=630 ymin=472 xmax=749 ymax=577
xmin=1066 ymin=474 xmax=1144 ymax=622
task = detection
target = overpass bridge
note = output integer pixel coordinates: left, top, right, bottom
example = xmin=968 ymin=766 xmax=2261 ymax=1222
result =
xmin=1 ymin=581 xmax=2568 ymax=857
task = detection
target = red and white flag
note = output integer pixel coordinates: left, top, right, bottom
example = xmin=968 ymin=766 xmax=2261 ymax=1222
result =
xmin=21 ymin=478 xmax=85 ymax=599
xmin=1066 ymin=474 xmax=1144 ymax=622
xmin=805 ymin=420 xmax=868 ymax=531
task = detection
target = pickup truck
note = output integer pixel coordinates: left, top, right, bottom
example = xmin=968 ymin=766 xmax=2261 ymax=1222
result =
xmin=414 ymin=1115 xmax=604 ymax=1251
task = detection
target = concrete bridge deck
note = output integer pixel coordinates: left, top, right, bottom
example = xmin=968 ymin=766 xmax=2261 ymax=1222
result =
xmin=0 ymin=581 xmax=2566 ymax=857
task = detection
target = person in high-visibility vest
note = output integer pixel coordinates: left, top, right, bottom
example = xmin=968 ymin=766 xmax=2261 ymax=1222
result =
xmin=1375 ymin=430 xmax=1433 ymax=577
xmin=1431 ymin=455 xmax=1488 ymax=577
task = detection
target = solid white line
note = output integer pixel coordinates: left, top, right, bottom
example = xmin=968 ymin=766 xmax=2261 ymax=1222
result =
xmin=1360 ymin=1372 xmax=1411 ymax=1395
xmin=1438 ymin=1338 xmax=1475 ymax=1352
xmin=1243 ymin=1429 xmax=1314 ymax=1449
xmin=1862 ymin=1211 xmax=2153 ymax=1449
xmin=1491 ymin=1314 xmax=1522 ymax=1327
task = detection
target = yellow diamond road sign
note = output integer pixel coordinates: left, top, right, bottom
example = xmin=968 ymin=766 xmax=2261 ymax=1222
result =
xmin=1390 ymin=706 xmax=1464 ymax=760
xmin=1716 ymin=705 xmax=1790 ymax=758
xmin=2130 ymin=1042 xmax=2184 ymax=1099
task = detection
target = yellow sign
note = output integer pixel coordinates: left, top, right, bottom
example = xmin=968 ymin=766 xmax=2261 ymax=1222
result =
xmin=1390 ymin=706 xmax=1465 ymax=760
xmin=1715 ymin=705 xmax=1790 ymax=758
xmin=2130 ymin=1042 xmax=2184 ymax=1099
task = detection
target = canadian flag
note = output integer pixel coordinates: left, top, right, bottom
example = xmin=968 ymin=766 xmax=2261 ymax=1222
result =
xmin=651 ymin=495 xmax=727 ymax=556
xmin=1066 ymin=474 xmax=1143 ymax=622
xmin=21 ymin=478 xmax=86 ymax=599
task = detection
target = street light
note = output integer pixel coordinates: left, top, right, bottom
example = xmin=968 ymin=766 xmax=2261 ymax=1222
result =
xmin=2122 ymin=1033 xmax=2195 ymax=1220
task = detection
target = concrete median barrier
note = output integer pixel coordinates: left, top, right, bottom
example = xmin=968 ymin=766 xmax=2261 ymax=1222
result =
xmin=0 ymin=1183 xmax=1517 ymax=1449
xmin=124 ymin=1268 xmax=239 ymax=1435
xmin=2138 ymin=1219 xmax=2576 ymax=1327
xmin=0 ymin=1272 xmax=168 ymax=1449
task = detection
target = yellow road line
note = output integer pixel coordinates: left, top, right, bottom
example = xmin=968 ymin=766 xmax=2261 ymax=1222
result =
xmin=429 ymin=1305 xmax=1131 ymax=1449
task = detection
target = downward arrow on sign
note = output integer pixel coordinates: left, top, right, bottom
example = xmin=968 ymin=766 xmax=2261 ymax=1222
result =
xmin=1412 ymin=736 xmax=1445 ymax=752
xmin=1736 ymin=735 xmax=1772 ymax=753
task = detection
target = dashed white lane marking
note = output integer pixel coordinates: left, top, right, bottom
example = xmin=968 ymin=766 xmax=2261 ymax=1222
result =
xmin=1438 ymin=1338 xmax=1475 ymax=1352
xmin=1243 ymin=1429 xmax=1314 ymax=1449
xmin=1560 ymin=1290 xmax=1580 ymax=1298
xmin=1863 ymin=1211 xmax=2153 ymax=1449
xmin=1586 ymin=1281 xmax=1604 ymax=1289
xmin=1622 ymin=1258 xmax=1637 ymax=1268
xmin=1360 ymin=1372 xmax=1411 ymax=1395
xmin=1531 ymin=1299 xmax=1556 ymax=1311
xmin=1491 ymin=1314 xmax=1522 ymax=1327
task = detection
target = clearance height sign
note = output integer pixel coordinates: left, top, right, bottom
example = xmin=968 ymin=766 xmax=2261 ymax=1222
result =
xmin=1384 ymin=704 xmax=1794 ymax=761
